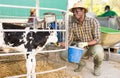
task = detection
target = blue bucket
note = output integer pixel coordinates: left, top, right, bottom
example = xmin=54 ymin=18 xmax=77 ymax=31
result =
xmin=68 ymin=46 xmax=84 ymax=63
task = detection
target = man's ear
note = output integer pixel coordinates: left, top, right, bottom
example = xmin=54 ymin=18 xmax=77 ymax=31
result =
xmin=83 ymin=9 xmax=86 ymax=13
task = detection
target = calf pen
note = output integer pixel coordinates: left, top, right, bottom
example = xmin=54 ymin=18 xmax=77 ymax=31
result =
xmin=0 ymin=22 xmax=67 ymax=78
xmin=0 ymin=3 xmax=69 ymax=78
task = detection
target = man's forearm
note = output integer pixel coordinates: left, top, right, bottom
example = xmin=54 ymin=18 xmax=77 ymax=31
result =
xmin=88 ymin=40 xmax=97 ymax=46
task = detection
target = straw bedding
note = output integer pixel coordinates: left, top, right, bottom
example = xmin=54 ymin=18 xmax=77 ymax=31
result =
xmin=0 ymin=55 xmax=66 ymax=78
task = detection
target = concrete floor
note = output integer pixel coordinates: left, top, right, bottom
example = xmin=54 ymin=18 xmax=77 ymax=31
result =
xmin=63 ymin=57 xmax=120 ymax=78
xmin=67 ymin=61 xmax=120 ymax=78
xmin=47 ymin=51 xmax=120 ymax=78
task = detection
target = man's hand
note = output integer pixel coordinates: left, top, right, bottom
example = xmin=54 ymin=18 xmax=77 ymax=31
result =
xmin=59 ymin=42 xmax=65 ymax=47
xmin=78 ymin=42 xmax=88 ymax=48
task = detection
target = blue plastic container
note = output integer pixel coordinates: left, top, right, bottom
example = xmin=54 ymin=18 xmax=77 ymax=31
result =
xmin=68 ymin=46 xmax=84 ymax=63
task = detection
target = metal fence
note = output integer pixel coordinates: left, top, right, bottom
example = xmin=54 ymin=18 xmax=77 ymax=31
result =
xmin=97 ymin=17 xmax=120 ymax=30
xmin=0 ymin=3 xmax=68 ymax=78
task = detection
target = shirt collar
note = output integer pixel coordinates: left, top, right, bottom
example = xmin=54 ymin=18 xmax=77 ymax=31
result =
xmin=73 ymin=16 xmax=90 ymax=24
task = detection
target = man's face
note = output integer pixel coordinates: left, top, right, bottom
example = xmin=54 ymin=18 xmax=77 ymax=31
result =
xmin=105 ymin=8 xmax=109 ymax=12
xmin=72 ymin=8 xmax=85 ymax=20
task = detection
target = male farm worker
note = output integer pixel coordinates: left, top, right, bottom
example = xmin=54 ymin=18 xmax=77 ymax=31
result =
xmin=60 ymin=1 xmax=104 ymax=76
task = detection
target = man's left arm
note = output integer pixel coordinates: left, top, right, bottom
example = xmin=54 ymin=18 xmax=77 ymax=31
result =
xmin=78 ymin=18 xmax=101 ymax=48
xmin=90 ymin=18 xmax=101 ymax=45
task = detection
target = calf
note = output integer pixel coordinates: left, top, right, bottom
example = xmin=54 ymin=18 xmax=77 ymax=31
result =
xmin=0 ymin=23 xmax=58 ymax=78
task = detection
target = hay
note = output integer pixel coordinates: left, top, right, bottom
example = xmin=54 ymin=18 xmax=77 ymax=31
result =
xmin=0 ymin=61 xmax=26 ymax=78
xmin=0 ymin=59 xmax=66 ymax=78
xmin=0 ymin=49 xmax=82 ymax=78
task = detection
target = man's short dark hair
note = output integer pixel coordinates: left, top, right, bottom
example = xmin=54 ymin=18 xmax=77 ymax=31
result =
xmin=105 ymin=5 xmax=110 ymax=10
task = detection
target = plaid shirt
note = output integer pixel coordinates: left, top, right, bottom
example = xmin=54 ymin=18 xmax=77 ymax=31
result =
xmin=68 ymin=16 xmax=101 ymax=45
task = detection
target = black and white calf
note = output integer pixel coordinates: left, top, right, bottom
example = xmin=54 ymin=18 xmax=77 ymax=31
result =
xmin=0 ymin=23 xmax=58 ymax=78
